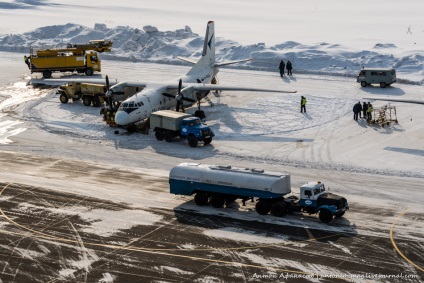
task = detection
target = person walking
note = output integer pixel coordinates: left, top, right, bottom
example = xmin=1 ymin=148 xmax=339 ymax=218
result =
xmin=286 ymin=60 xmax=293 ymax=76
xmin=362 ymin=102 xmax=368 ymax=119
xmin=278 ymin=60 xmax=285 ymax=77
xmin=300 ymin=96 xmax=307 ymax=113
xmin=353 ymin=101 xmax=362 ymax=121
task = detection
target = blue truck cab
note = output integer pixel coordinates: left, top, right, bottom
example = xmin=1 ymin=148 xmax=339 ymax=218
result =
xmin=299 ymin=181 xmax=349 ymax=223
xmin=180 ymin=117 xmax=214 ymax=146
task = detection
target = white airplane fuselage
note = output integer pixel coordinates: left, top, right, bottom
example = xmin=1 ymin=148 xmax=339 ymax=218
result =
xmin=114 ymin=69 xmax=215 ymax=126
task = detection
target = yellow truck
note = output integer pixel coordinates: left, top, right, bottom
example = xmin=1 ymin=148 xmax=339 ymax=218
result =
xmin=28 ymin=40 xmax=112 ymax=78
xmin=58 ymin=82 xmax=107 ymax=107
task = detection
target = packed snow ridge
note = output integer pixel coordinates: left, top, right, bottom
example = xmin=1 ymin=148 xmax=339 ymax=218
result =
xmin=1 ymin=23 xmax=423 ymax=84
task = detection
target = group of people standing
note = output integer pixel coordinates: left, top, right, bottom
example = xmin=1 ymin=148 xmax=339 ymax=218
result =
xmin=353 ymin=101 xmax=373 ymax=121
xmin=279 ymin=60 xmax=293 ymax=77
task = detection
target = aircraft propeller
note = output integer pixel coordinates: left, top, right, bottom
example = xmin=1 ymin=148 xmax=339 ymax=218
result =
xmin=162 ymin=79 xmax=195 ymax=112
xmin=104 ymin=75 xmax=114 ymax=108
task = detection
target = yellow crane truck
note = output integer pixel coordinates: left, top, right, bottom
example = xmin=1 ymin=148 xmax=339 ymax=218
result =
xmin=28 ymin=40 xmax=112 ymax=78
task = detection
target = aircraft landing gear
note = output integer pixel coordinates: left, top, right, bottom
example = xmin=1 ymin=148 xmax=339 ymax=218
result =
xmin=194 ymin=100 xmax=206 ymax=120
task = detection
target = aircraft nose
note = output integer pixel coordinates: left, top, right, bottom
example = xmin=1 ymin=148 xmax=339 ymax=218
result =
xmin=114 ymin=111 xmax=130 ymax=126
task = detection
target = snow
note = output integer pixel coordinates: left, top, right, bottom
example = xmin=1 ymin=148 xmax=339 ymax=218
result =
xmin=0 ymin=2 xmax=423 ymax=281
xmin=17 ymin=202 xmax=163 ymax=237
xmin=0 ymin=24 xmax=424 ymax=83
xmin=203 ymin=227 xmax=307 ymax=246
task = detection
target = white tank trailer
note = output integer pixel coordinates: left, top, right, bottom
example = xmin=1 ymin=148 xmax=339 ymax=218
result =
xmin=169 ymin=163 xmax=349 ymax=223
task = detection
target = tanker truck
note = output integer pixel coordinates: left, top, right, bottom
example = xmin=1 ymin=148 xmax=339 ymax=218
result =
xmin=169 ymin=163 xmax=349 ymax=223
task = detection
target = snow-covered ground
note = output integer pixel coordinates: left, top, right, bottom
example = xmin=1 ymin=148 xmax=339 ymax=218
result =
xmin=0 ymin=1 xmax=423 ymax=282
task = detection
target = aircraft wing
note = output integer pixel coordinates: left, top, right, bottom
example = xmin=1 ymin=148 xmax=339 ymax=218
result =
xmin=177 ymin=56 xmax=197 ymax=64
xmin=186 ymin=83 xmax=297 ymax=93
xmin=177 ymin=57 xmax=252 ymax=67
xmin=214 ymin=59 xmax=251 ymax=67
xmin=364 ymin=97 xmax=424 ymax=105
xmin=29 ymin=78 xmax=147 ymax=89
xmin=29 ymin=77 xmax=114 ymax=86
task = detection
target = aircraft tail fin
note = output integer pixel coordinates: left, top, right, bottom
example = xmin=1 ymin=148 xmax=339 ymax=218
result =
xmin=187 ymin=21 xmax=215 ymax=75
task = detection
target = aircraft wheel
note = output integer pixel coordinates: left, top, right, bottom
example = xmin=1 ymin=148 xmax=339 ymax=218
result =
xmin=59 ymin=93 xmax=69 ymax=104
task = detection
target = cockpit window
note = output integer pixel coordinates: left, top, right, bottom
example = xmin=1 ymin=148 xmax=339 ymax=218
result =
xmin=119 ymin=101 xmax=139 ymax=114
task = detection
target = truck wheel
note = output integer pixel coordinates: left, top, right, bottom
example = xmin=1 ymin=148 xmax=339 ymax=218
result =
xmin=155 ymin=130 xmax=164 ymax=141
xmin=255 ymin=200 xmax=271 ymax=215
xmin=271 ymin=201 xmax=287 ymax=217
xmin=380 ymin=82 xmax=386 ymax=88
xmin=42 ymin=70 xmax=52 ymax=78
xmin=319 ymin=209 xmax=333 ymax=223
xmin=194 ymin=192 xmax=209 ymax=206
xmin=83 ymin=96 xmax=92 ymax=106
xmin=92 ymin=96 xmax=101 ymax=107
xmin=188 ymin=135 xmax=198 ymax=147
xmin=164 ymin=131 xmax=174 ymax=142
xmin=360 ymin=81 xmax=367 ymax=87
xmin=226 ymin=195 xmax=238 ymax=204
xmin=211 ymin=194 xmax=225 ymax=208
xmin=85 ymin=68 xmax=94 ymax=76
xmin=335 ymin=211 xmax=345 ymax=218
xmin=59 ymin=93 xmax=69 ymax=104
xmin=203 ymin=137 xmax=212 ymax=145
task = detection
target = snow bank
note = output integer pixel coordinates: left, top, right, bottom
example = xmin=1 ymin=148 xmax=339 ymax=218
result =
xmin=1 ymin=23 xmax=423 ymax=84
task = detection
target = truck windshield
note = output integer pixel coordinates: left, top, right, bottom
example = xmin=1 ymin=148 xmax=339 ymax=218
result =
xmin=188 ymin=119 xmax=201 ymax=126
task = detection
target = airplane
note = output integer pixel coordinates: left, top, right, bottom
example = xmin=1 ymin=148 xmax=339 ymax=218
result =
xmin=103 ymin=21 xmax=296 ymax=126
xmin=32 ymin=21 xmax=297 ymax=126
